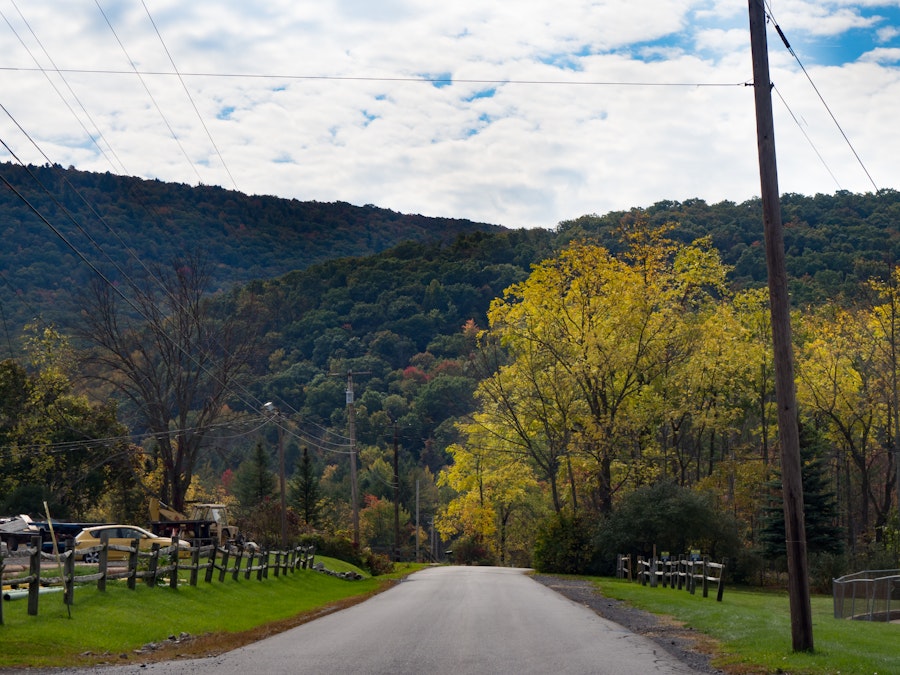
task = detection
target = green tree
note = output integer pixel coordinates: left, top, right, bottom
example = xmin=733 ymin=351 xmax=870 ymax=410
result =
xmin=232 ymin=441 xmax=277 ymax=511
xmin=0 ymin=326 xmax=135 ymax=519
xmin=759 ymin=422 xmax=844 ymax=560
xmin=290 ymin=446 xmax=322 ymax=529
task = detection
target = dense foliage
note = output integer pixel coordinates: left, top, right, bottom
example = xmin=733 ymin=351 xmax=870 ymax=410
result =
xmin=4 ymin=163 xmax=900 ymax=576
xmin=0 ymin=161 xmax=502 ymax=344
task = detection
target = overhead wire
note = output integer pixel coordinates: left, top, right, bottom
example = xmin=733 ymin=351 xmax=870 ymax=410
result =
xmin=0 ymin=6 xmax=351 ymax=454
xmin=2 ymin=0 xmax=128 ymax=175
xmin=140 ymin=0 xmax=239 ymax=191
xmin=764 ymin=3 xmax=879 ymax=192
xmin=772 ymin=85 xmax=842 ymax=190
xmin=0 ymin=65 xmax=747 ymax=88
xmin=93 ymin=0 xmax=204 ymax=186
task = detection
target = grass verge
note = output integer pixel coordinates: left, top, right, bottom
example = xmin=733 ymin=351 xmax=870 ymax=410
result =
xmin=596 ymin=577 xmax=899 ymax=675
xmin=0 ymin=557 xmax=427 ymax=670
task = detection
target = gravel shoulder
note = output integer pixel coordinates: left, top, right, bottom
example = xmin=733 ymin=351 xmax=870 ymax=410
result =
xmin=531 ymin=574 xmax=726 ymax=674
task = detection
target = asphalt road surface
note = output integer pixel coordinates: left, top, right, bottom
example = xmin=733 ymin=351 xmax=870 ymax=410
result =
xmin=50 ymin=566 xmax=702 ymax=675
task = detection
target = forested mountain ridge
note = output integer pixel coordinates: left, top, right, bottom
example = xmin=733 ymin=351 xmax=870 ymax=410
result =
xmin=0 ymin=161 xmax=503 ymax=344
xmin=557 ymin=189 xmax=900 ymax=305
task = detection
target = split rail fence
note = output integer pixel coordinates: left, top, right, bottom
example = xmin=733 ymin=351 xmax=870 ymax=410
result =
xmin=617 ymin=552 xmax=726 ymax=601
xmin=0 ymin=535 xmax=316 ymax=624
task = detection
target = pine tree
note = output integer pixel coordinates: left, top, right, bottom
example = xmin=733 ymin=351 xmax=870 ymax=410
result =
xmin=232 ymin=441 xmax=277 ymax=511
xmin=290 ymin=446 xmax=322 ymax=529
xmin=759 ymin=421 xmax=844 ymax=559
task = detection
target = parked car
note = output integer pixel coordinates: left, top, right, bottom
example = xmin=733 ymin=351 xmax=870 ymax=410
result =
xmin=74 ymin=525 xmax=190 ymax=563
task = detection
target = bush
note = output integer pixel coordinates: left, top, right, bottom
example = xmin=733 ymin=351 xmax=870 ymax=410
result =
xmin=595 ymin=481 xmax=742 ymax=572
xmin=450 ymin=536 xmax=496 ymax=566
xmin=533 ymin=513 xmax=602 ymax=575
xmin=363 ymin=550 xmax=395 ymax=576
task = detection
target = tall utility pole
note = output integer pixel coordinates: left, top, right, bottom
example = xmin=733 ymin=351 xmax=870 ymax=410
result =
xmin=393 ymin=421 xmax=401 ymax=561
xmin=346 ymin=372 xmax=360 ymax=547
xmin=748 ymin=0 xmax=814 ymax=652
xmin=263 ymin=402 xmax=288 ymax=549
xmin=337 ymin=369 xmax=369 ymax=548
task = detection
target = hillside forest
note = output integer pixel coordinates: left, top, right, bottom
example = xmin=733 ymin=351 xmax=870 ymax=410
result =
xmin=3 ymin=163 xmax=900 ymax=582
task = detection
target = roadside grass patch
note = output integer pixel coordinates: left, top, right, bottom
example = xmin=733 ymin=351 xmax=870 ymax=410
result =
xmin=0 ymin=557 xmax=425 ymax=669
xmin=596 ymin=577 xmax=900 ymax=675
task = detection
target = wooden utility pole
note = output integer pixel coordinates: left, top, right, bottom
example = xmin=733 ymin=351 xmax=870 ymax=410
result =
xmin=748 ymin=0 xmax=814 ymax=652
xmin=393 ymin=421 xmax=401 ymax=561
xmin=346 ymin=371 xmax=360 ymax=547
xmin=337 ymin=369 xmax=369 ymax=548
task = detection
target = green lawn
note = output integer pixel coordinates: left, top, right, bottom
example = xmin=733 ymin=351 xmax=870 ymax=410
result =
xmin=0 ymin=557 xmax=425 ymax=670
xmin=597 ymin=577 xmax=900 ymax=675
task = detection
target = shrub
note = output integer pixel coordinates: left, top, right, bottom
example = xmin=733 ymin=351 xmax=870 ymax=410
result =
xmin=450 ymin=536 xmax=496 ymax=566
xmin=363 ymin=550 xmax=395 ymax=576
xmin=533 ymin=513 xmax=602 ymax=575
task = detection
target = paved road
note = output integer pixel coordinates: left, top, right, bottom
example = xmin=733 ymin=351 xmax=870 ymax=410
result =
xmin=53 ymin=566 xmax=700 ymax=675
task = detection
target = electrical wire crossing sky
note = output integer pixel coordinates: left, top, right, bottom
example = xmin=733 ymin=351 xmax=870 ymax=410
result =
xmin=1 ymin=0 xmax=898 ymax=229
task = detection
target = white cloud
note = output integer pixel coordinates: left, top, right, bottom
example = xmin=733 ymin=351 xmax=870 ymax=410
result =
xmin=0 ymin=1 xmax=897 ymax=229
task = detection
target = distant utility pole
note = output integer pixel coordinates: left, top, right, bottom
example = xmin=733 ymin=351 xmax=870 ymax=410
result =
xmin=748 ymin=0 xmax=813 ymax=652
xmin=334 ymin=369 xmax=369 ymax=548
xmin=263 ymin=402 xmax=288 ymax=549
xmin=393 ymin=421 xmax=401 ymax=561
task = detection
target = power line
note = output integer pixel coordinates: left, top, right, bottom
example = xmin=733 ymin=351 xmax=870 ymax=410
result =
xmin=0 ymin=65 xmax=747 ymax=88
xmin=773 ymin=85 xmax=842 ymax=191
xmin=93 ymin=0 xmax=204 ymax=186
xmin=764 ymin=4 xmax=879 ymax=192
xmin=140 ymin=0 xmax=238 ymax=191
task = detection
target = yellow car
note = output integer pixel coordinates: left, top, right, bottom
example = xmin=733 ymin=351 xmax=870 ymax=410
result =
xmin=74 ymin=525 xmax=189 ymax=563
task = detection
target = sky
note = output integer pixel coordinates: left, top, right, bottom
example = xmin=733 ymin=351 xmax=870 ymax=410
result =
xmin=1 ymin=1 xmax=899 ymax=230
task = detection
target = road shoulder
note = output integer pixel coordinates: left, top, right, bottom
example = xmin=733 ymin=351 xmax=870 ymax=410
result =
xmin=530 ymin=574 xmax=725 ymax=674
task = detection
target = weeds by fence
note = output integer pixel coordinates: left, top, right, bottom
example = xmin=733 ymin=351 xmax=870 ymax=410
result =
xmin=617 ymin=552 xmax=726 ymax=601
xmin=0 ymin=535 xmax=317 ymax=623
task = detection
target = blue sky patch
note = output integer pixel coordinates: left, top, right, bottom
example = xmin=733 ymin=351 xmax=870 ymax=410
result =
xmin=464 ymin=88 xmax=496 ymax=102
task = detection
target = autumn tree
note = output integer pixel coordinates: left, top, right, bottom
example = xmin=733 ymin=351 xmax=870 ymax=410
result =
xmin=796 ymin=306 xmax=882 ymax=548
xmin=78 ymin=255 xmax=258 ymax=513
xmin=437 ymin=424 xmax=539 ymax=564
xmin=486 ymin=218 xmax=730 ymax=514
xmin=0 ymin=325 xmax=136 ymax=519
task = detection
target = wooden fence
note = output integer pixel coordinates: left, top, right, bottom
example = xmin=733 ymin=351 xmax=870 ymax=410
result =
xmin=0 ymin=535 xmax=317 ymax=623
xmin=617 ymin=552 xmax=726 ymax=601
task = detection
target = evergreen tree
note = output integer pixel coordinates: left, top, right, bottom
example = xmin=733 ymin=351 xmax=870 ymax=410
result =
xmin=759 ymin=421 xmax=844 ymax=559
xmin=232 ymin=441 xmax=277 ymax=511
xmin=289 ymin=446 xmax=322 ymax=529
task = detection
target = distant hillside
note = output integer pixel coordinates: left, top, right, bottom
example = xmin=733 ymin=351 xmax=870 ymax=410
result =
xmin=0 ymin=162 xmax=503 ymax=343
xmin=556 ymin=190 xmax=900 ymax=306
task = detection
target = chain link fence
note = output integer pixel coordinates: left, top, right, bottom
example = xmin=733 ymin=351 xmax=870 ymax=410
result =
xmin=832 ymin=569 xmax=900 ymax=621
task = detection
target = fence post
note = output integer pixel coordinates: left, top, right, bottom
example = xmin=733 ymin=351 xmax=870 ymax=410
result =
xmin=273 ymin=551 xmax=280 ymax=578
xmin=244 ymin=548 xmax=255 ymax=580
xmin=205 ymin=545 xmax=217 ymax=584
xmin=218 ymin=547 xmax=230 ymax=583
xmin=98 ymin=532 xmax=110 ymax=593
xmin=650 ymin=557 xmax=658 ymax=588
xmin=27 ymin=535 xmax=41 ymax=616
xmin=717 ymin=559 xmax=727 ymax=602
xmin=169 ymin=537 xmax=179 ymax=589
xmin=189 ymin=542 xmax=200 ymax=587
xmin=127 ymin=538 xmax=139 ymax=590
xmin=702 ymin=556 xmax=710 ymax=598
xmin=147 ymin=543 xmax=160 ymax=588
xmin=63 ymin=547 xmax=75 ymax=606
xmin=232 ymin=547 xmax=243 ymax=581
